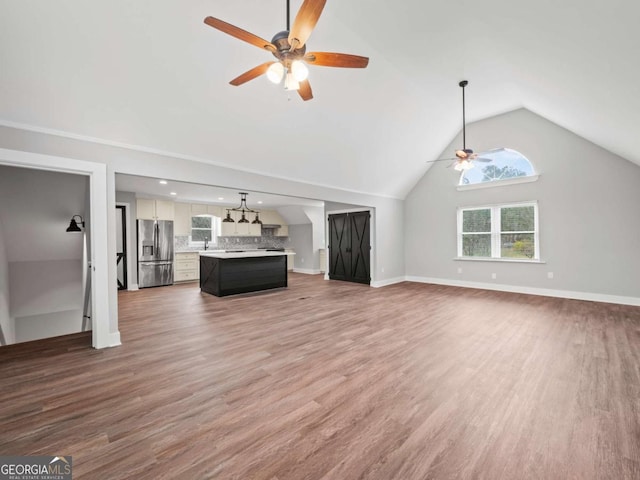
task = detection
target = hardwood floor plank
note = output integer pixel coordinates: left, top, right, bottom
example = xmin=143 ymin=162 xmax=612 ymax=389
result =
xmin=1 ymin=275 xmax=639 ymax=479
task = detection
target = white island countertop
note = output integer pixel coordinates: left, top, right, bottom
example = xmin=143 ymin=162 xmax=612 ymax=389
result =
xmin=199 ymin=251 xmax=293 ymax=259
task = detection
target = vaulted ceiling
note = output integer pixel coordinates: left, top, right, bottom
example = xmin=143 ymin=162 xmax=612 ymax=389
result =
xmin=1 ymin=0 xmax=638 ymax=199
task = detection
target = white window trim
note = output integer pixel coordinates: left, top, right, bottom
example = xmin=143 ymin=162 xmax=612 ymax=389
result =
xmin=457 ymin=201 xmax=540 ymax=261
xmin=189 ymin=214 xmax=220 ymax=248
xmin=457 ymin=174 xmax=540 ymax=191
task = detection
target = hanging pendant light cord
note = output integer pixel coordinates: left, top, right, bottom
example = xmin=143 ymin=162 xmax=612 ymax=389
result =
xmin=461 ymin=82 xmax=466 ymax=150
xmin=286 ymin=0 xmax=290 ymax=31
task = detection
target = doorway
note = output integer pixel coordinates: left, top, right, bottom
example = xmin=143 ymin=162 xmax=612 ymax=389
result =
xmin=328 ymin=211 xmax=371 ymax=285
xmin=116 ymin=205 xmax=128 ymax=290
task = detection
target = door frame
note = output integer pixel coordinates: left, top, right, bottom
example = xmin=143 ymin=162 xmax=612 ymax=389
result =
xmin=325 ymin=207 xmax=375 ymax=284
xmin=0 ymin=147 xmax=117 ymax=349
xmin=116 ymin=202 xmax=136 ymax=290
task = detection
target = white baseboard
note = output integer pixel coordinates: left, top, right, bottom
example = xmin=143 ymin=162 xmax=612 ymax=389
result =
xmin=405 ymin=276 xmax=640 ymax=307
xmin=371 ymin=277 xmax=406 ymax=288
xmin=128 ymin=284 xmax=139 ymax=291
xmin=293 ymin=268 xmax=322 ymax=275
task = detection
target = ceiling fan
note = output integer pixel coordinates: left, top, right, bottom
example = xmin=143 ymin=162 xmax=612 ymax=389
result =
xmin=204 ymin=0 xmax=369 ymax=101
xmin=428 ymin=80 xmax=492 ymax=171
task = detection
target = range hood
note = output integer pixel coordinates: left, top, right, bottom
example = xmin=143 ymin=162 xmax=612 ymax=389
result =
xmin=261 ymin=224 xmax=281 ymax=229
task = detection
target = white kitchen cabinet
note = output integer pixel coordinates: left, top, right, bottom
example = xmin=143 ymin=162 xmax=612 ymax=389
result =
xmin=174 ymin=203 xmax=191 ymax=235
xmin=136 ymin=199 xmax=174 ymax=220
xmin=220 ymin=210 xmax=261 ymax=236
xmin=276 ymin=225 xmax=289 ymax=237
xmin=175 ymin=252 xmax=199 ymax=282
xmin=190 ymin=204 xmax=222 ymax=217
xmin=319 ymin=248 xmax=326 ymax=273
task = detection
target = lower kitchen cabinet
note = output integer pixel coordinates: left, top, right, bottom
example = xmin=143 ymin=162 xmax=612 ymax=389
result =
xmin=175 ymin=252 xmax=199 ymax=282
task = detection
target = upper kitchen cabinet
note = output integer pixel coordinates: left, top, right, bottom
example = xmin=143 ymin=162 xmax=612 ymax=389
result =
xmin=220 ymin=210 xmax=261 ymax=236
xmin=174 ymin=202 xmax=191 ymax=235
xmin=191 ymin=204 xmax=222 ymax=217
xmin=136 ymin=199 xmax=174 ymax=220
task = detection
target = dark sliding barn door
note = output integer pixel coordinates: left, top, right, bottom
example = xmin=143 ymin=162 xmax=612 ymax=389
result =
xmin=328 ymin=211 xmax=371 ymax=285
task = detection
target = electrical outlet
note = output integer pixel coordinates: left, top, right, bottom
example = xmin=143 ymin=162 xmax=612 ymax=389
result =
xmin=381 ymin=267 xmax=385 ymax=273
xmin=301 ymin=258 xmax=304 ymax=263
xmin=491 ymin=273 xmax=497 ymax=279
xmin=457 ymin=267 xmax=463 ymax=274
xmin=547 ymin=272 xmax=554 ymax=279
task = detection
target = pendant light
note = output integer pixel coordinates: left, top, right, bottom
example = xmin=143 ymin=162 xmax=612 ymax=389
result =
xmin=222 ymin=209 xmax=234 ymax=223
xmin=224 ymin=192 xmax=260 ymax=223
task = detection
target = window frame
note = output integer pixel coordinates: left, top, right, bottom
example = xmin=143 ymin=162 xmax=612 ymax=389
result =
xmin=457 ymin=201 xmax=540 ymax=261
xmin=189 ymin=214 xmax=221 ymax=248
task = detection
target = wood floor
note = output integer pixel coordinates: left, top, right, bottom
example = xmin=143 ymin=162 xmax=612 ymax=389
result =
xmin=1 ymin=274 xmax=639 ymax=479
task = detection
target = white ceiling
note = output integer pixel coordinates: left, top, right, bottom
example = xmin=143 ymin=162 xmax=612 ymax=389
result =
xmin=116 ymin=173 xmax=324 ymax=208
xmin=1 ymin=0 xmax=639 ymax=199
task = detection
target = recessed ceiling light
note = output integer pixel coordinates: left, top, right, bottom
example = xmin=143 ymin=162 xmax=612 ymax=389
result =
xmin=257 ymin=201 xmax=263 ymax=204
xmin=159 ymin=180 xmax=168 ymax=185
xmin=170 ymin=192 xmax=177 ymax=196
xmin=218 ymin=197 xmax=224 ymax=200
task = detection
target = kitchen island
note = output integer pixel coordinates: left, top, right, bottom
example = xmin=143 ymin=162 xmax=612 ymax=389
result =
xmin=199 ymin=251 xmax=289 ymax=297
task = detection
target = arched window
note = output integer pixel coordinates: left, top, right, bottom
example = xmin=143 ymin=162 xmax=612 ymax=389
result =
xmin=460 ymin=148 xmax=536 ymax=187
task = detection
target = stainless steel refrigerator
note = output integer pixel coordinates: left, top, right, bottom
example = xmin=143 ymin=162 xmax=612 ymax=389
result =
xmin=137 ymin=219 xmax=174 ymax=288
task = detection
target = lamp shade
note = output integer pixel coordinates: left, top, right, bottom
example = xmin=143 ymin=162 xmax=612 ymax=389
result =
xmin=222 ymin=210 xmax=235 ymax=223
xmin=251 ymin=213 xmax=262 ymax=225
xmin=66 ymin=215 xmax=84 ymax=232
xmin=291 ymin=60 xmax=309 ymax=81
xmin=267 ymin=62 xmax=285 ymax=84
xmin=238 ymin=212 xmax=250 ymax=224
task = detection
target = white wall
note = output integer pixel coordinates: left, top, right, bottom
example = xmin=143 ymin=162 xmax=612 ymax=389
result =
xmin=0 ymin=216 xmax=14 ymax=344
xmin=405 ymin=108 xmax=640 ymax=303
xmin=0 ymin=165 xmax=87 ymax=343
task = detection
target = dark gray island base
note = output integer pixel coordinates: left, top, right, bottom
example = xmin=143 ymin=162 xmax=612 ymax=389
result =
xmin=199 ymin=252 xmax=288 ymax=297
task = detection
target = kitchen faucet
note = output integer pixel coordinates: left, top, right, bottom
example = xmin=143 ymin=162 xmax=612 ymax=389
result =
xmin=204 ymin=237 xmax=209 ymax=250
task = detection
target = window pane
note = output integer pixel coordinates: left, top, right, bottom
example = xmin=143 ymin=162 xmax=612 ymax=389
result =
xmin=462 ymin=234 xmax=491 ymax=257
xmin=462 ymin=209 xmax=491 ymax=232
xmin=501 ymin=233 xmax=535 ymax=259
xmin=192 ymin=216 xmax=212 ymax=228
xmin=191 ymin=229 xmax=210 ymax=241
xmin=501 ymin=206 xmax=534 ymax=232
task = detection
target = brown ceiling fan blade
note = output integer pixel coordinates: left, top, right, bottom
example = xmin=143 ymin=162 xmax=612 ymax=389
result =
xmin=298 ymin=79 xmax=313 ymax=101
xmin=288 ymin=0 xmax=327 ymax=50
xmin=229 ymin=62 xmax=275 ymax=86
xmin=304 ymin=52 xmax=369 ymax=68
xmin=204 ymin=17 xmax=275 ymax=52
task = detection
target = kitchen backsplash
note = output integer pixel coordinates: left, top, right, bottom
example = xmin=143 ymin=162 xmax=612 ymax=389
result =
xmin=175 ymin=235 xmax=289 ymax=251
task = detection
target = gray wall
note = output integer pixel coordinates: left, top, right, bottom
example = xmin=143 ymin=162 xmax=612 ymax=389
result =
xmin=288 ymin=224 xmax=315 ymax=272
xmin=0 ymin=166 xmax=88 ymax=343
xmin=0 ymin=216 xmax=13 ymax=344
xmin=405 ymin=108 xmax=640 ymax=300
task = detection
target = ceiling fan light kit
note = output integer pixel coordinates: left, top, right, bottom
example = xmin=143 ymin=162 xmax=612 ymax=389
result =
xmin=204 ymin=0 xmax=369 ymax=101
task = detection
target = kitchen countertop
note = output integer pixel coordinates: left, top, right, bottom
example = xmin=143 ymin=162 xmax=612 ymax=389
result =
xmin=199 ymin=251 xmax=294 ymax=259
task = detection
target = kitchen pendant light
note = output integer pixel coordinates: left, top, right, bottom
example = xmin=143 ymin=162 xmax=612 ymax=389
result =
xmin=225 ymin=192 xmax=260 ymax=224
xmin=222 ymin=209 xmax=235 ymax=223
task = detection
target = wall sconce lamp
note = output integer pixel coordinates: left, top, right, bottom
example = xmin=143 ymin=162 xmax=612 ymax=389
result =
xmin=66 ymin=215 xmax=85 ymax=232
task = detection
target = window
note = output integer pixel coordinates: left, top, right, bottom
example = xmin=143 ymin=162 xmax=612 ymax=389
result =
xmin=190 ymin=215 xmax=221 ymax=246
xmin=458 ymin=202 xmax=539 ymax=260
xmin=460 ymin=148 xmax=536 ymax=187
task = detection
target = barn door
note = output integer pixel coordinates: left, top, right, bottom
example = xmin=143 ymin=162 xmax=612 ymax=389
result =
xmin=328 ymin=211 xmax=371 ymax=285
